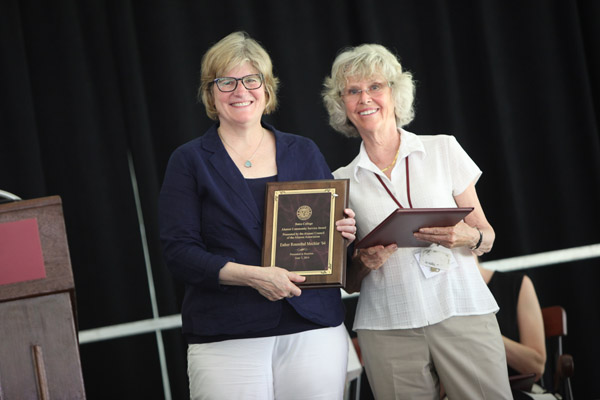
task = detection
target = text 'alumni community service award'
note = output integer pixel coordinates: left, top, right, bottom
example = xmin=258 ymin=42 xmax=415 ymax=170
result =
xmin=262 ymin=179 xmax=349 ymax=288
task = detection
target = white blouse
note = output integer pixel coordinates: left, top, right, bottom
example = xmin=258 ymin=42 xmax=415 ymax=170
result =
xmin=334 ymin=129 xmax=498 ymax=330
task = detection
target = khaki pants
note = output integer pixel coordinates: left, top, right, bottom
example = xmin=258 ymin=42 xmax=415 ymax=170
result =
xmin=357 ymin=313 xmax=513 ymax=400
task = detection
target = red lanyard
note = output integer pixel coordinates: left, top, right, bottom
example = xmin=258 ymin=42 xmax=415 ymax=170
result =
xmin=374 ymin=157 xmax=413 ymax=208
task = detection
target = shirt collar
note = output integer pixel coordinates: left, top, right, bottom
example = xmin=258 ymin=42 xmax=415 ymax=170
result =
xmin=351 ymin=128 xmax=426 ymax=182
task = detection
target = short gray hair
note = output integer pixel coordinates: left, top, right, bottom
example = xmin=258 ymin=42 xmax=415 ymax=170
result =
xmin=322 ymin=44 xmax=415 ymax=137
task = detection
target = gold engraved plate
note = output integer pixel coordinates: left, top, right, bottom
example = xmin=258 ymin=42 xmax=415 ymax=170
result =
xmin=271 ymin=189 xmax=336 ymax=276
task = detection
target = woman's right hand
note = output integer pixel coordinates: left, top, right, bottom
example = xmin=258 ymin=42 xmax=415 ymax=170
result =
xmin=219 ymin=263 xmax=306 ymax=301
xmin=356 ymin=243 xmax=398 ymax=271
xmin=248 ymin=266 xmax=306 ymax=301
xmin=344 ymin=243 xmax=397 ymax=293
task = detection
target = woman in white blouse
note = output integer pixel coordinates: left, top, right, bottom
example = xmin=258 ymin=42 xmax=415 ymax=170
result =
xmin=322 ymin=44 xmax=513 ymax=399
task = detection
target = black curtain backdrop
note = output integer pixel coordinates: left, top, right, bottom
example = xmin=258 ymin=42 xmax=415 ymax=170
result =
xmin=1 ymin=1 xmax=599 ymax=398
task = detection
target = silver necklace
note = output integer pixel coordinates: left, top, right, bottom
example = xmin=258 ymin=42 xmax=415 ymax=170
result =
xmin=219 ymin=129 xmax=265 ymax=168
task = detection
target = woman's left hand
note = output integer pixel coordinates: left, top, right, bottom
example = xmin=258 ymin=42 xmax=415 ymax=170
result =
xmin=413 ymin=220 xmax=479 ymax=249
xmin=336 ymin=208 xmax=357 ymax=244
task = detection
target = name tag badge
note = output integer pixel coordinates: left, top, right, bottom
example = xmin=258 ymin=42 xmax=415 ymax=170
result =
xmin=414 ymin=245 xmax=457 ymax=279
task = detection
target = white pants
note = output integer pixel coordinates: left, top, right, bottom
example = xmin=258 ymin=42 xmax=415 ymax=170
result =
xmin=188 ymin=324 xmax=348 ymax=400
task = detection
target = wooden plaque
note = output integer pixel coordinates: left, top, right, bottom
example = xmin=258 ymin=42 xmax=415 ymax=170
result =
xmin=262 ymin=179 xmax=349 ymax=288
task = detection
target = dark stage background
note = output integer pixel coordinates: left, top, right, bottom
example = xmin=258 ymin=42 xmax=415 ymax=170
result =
xmin=1 ymin=1 xmax=599 ymax=398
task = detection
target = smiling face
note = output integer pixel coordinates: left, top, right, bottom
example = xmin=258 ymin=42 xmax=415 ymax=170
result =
xmin=342 ymin=76 xmax=396 ymax=137
xmin=213 ymin=62 xmax=266 ymax=130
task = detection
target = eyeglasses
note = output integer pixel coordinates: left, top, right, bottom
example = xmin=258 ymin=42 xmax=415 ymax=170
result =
xmin=213 ymin=74 xmax=264 ymax=92
xmin=341 ymin=82 xmax=391 ymax=101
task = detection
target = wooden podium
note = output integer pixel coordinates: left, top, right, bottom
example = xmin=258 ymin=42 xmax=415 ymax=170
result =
xmin=0 ymin=196 xmax=86 ymax=399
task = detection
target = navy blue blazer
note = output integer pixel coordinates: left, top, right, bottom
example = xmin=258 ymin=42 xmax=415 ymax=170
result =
xmin=159 ymin=123 xmax=344 ymax=337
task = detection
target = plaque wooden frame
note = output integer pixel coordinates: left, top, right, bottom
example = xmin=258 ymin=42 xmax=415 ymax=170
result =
xmin=262 ymin=179 xmax=349 ymax=288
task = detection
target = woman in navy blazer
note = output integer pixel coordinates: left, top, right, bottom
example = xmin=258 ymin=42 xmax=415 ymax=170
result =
xmin=159 ymin=32 xmax=356 ymax=400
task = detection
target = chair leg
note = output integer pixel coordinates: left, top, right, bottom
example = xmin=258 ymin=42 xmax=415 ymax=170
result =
xmin=355 ymin=375 xmax=361 ymax=400
xmin=565 ymin=379 xmax=573 ymax=400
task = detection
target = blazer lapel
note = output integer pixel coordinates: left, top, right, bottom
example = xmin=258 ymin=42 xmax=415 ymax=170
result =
xmin=202 ymin=126 xmax=262 ymax=225
xmin=273 ymin=128 xmax=294 ymax=181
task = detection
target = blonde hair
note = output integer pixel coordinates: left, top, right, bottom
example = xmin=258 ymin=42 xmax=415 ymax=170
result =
xmin=322 ymin=44 xmax=415 ymax=137
xmin=198 ymin=32 xmax=279 ymax=120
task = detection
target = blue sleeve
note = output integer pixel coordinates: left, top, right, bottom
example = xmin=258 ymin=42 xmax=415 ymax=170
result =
xmin=158 ymin=147 xmax=233 ymax=290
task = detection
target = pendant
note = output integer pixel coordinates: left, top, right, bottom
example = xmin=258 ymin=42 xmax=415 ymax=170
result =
xmin=244 ymin=160 xmax=252 ymax=168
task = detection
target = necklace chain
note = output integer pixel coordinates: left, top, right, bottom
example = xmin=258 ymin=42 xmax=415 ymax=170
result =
xmin=219 ymin=129 xmax=265 ymax=168
xmin=380 ymin=145 xmax=400 ymax=172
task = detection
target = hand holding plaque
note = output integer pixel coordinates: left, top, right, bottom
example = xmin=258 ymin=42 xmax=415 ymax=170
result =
xmin=355 ymin=207 xmax=474 ymax=249
xmin=261 ymin=179 xmax=349 ymax=288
